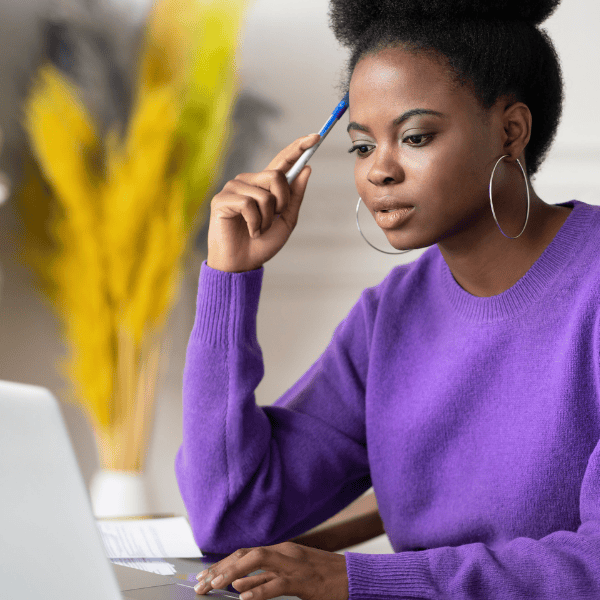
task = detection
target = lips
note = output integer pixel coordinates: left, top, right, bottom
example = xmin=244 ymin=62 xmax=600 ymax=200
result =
xmin=374 ymin=206 xmax=414 ymax=229
xmin=371 ymin=198 xmax=414 ymax=213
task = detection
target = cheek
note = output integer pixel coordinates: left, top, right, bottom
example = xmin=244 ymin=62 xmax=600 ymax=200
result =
xmin=421 ymin=139 xmax=484 ymax=206
xmin=459 ymin=126 xmax=497 ymax=195
xmin=354 ymin=160 xmax=371 ymax=198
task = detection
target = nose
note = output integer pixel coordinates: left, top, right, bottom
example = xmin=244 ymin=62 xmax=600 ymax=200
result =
xmin=367 ymin=145 xmax=404 ymax=186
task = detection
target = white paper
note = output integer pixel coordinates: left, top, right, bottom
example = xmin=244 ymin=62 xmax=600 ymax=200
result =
xmin=97 ymin=516 xmax=203 ymax=558
xmin=110 ymin=558 xmax=177 ymax=575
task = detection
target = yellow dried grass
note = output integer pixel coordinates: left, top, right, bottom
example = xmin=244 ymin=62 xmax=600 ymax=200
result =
xmin=13 ymin=0 xmax=245 ymax=471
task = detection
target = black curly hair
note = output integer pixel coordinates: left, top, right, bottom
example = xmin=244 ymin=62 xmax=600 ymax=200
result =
xmin=329 ymin=0 xmax=564 ymax=178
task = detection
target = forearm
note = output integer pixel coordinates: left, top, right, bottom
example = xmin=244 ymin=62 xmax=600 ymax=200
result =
xmin=345 ymin=526 xmax=600 ymax=600
xmin=175 ymin=262 xmax=371 ymax=553
xmin=175 ymin=262 xmax=271 ymax=552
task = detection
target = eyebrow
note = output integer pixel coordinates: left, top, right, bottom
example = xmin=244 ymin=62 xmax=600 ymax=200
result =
xmin=346 ymin=108 xmax=445 ymax=133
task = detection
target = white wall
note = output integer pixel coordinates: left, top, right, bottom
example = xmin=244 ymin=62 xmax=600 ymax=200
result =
xmin=0 ymin=0 xmax=598 ymax=544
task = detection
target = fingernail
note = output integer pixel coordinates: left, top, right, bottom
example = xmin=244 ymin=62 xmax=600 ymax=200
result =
xmin=194 ymin=583 xmax=203 ymax=593
xmin=196 ymin=570 xmax=207 ymax=580
xmin=211 ymin=574 xmax=224 ymax=586
xmin=240 ymin=592 xmax=254 ymax=600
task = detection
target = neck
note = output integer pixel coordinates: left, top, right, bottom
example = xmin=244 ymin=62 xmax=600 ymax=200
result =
xmin=437 ymin=192 xmax=572 ymax=298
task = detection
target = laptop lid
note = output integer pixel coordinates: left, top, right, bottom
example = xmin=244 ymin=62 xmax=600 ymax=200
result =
xmin=0 ymin=379 xmax=123 ymax=600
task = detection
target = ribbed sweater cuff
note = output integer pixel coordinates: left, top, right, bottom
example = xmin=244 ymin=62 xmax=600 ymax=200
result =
xmin=345 ymin=551 xmax=436 ymax=600
xmin=191 ymin=260 xmax=264 ymax=347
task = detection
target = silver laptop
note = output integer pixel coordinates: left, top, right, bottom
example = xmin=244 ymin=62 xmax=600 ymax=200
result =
xmin=0 ymin=379 xmax=238 ymax=599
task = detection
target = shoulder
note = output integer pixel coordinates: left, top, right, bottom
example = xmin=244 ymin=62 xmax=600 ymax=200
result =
xmin=558 ymin=200 xmax=600 ymax=277
xmin=562 ymin=199 xmax=600 ymax=236
xmin=516 ymin=201 xmax=600 ymax=326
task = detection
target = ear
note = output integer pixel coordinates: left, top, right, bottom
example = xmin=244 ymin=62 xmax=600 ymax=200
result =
xmin=501 ymin=100 xmax=532 ymax=163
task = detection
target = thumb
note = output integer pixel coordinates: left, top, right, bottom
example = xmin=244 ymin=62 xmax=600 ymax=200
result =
xmin=282 ymin=165 xmax=312 ymax=226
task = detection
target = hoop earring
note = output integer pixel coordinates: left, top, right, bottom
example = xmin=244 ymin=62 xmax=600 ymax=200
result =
xmin=356 ymin=197 xmax=412 ymax=255
xmin=489 ymin=155 xmax=530 ymax=239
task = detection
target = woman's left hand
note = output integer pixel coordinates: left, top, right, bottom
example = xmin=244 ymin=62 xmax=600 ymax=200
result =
xmin=194 ymin=541 xmax=349 ymax=600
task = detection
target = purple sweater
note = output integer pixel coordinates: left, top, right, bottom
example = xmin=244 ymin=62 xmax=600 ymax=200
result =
xmin=176 ymin=199 xmax=600 ymax=599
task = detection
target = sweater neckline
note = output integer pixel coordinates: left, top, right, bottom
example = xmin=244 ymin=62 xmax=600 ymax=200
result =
xmin=439 ymin=200 xmax=592 ymax=323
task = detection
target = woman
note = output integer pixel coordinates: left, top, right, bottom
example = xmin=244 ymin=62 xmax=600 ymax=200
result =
xmin=176 ymin=0 xmax=600 ymax=598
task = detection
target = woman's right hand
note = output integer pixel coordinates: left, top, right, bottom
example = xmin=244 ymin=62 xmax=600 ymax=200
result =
xmin=206 ymin=133 xmax=321 ymax=273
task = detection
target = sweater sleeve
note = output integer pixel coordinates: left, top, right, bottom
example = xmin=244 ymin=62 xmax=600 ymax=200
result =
xmin=175 ymin=261 xmax=372 ymax=554
xmin=345 ymin=439 xmax=600 ymax=600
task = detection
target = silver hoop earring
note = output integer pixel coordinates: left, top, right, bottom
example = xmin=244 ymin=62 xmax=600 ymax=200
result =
xmin=489 ymin=155 xmax=530 ymax=239
xmin=356 ymin=197 xmax=412 ymax=255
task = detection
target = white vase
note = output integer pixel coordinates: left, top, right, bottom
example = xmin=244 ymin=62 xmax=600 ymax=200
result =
xmin=90 ymin=469 xmax=150 ymax=518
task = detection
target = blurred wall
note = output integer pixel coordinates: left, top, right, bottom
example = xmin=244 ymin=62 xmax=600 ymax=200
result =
xmin=0 ymin=0 xmax=599 ymax=541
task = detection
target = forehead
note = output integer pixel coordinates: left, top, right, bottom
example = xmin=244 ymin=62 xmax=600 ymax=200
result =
xmin=348 ymin=46 xmax=479 ymax=123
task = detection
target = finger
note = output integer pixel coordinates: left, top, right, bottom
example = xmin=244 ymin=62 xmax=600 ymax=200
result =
xmin=279 ymin=166 xmax=311 ymax=230
xmin=231 ymin=572 xmax=276 ymax=592
xmin=288 ymin=164 xmax=312 ymax=206
xmin=195 ymin=547 xmax=255 ymax=593
xmin=213 ymin=195 xmax=264 ymax=239
xmin=196 ymin=563 xmax=228 ymax=582
xmin=201 ymin=547 xmax=293 ymax=593
xmin=234 ymin=171 xmax=290 ymax=218
xmin=195 ymin=566 xmax=224 ymax=592
xmin=225 ymin=179 xmax=278 ymax=234
xmin=238 ymin=577 xmax=292 ymax=600
xmin=266 ymin=134 xmax=320 ymax=173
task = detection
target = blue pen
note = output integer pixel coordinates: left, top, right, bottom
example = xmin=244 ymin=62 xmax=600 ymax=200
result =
xmin=285 ymin=93 xmax=350 ymax=184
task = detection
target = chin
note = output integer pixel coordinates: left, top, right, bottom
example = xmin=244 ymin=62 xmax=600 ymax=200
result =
xmin=383 ymin=231 xmax=426 ymax=252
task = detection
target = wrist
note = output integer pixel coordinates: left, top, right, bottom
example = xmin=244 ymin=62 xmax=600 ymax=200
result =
xmin=206 ymin=258 xmax=261 ymax=273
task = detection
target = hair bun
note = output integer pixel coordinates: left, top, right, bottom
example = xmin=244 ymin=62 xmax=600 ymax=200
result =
xmin=329 ymin=0 xmax=561 ymax=47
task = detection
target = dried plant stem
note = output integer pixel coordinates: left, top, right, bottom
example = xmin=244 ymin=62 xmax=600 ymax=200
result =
xmin=95 ymin=330 xmax=164 ymax=472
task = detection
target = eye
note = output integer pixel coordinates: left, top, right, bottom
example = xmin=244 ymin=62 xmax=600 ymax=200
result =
xmin=348 ymin=143 xmax=374 ymax=157
xmin=403 ymin=134 xmax=433 ymax=147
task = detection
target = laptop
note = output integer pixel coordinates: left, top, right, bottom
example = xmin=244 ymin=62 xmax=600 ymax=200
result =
xmin=0 ymin=379 xmax=239 ymax=599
